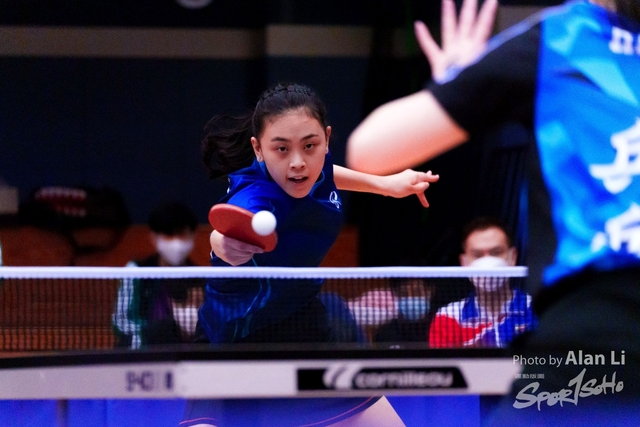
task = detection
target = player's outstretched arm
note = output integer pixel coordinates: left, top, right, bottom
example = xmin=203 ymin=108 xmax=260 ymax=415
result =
xmin=210 ymin=230 xmax=263 ymax=266
xmin=333 ymin=165 xmax=439 ymax=208
xmin=415 ymin=0 xmax=497 ymax=81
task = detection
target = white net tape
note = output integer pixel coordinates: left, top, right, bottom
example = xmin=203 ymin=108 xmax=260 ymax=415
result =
xmin=0 ymin=266 xmax=532 ymax=351
xmin=0 ymin=266 xmax=528 ymax=279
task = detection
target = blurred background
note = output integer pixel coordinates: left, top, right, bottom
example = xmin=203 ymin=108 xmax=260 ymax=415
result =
xmin=0 ymin=0 xmax=561 ymax=267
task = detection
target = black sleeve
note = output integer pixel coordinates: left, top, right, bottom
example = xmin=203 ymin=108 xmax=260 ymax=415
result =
xmin=427 ymin=22 xmax=541 ymax=135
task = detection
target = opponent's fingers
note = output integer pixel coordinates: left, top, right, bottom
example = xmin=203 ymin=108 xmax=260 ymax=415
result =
xmin=472 ymin=0 xmax=498 ymax=42
xmin=441 ymin=0 xmax=458 ymax=50
xmin=458 ymin=0 xmax=479 ymax=40
xmin=414 ymin=21 xmax=441 ymax=65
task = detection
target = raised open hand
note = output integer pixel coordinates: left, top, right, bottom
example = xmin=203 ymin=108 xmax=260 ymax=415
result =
xmin=415 ymin=0 xmax=498 ymax=81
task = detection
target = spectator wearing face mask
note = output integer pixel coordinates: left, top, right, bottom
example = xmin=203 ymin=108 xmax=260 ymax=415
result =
xmin=374 ymin=278 xmax=436 ymax=347
xmin=429 ymin=217 xmax=536 ymax=348
xmin=112 ymin=202 xmax=204 ymax=348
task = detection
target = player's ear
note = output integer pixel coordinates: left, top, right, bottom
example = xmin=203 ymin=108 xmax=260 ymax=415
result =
xmin=324 ymin=126 xmax=331 ymax=153
xmin=251 ymin=137 xmax=264 ymax=162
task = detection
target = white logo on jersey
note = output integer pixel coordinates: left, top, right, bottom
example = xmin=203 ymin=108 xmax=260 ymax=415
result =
xmin=329 ymin=191 xmax=341 ymax=209
xmin=591 ymin=203 xmax=640 ymax=257
xmin=589 ymin=118 xmax=640 ymax=194
xmin=609 ymin=26 xmax=640 ymax=56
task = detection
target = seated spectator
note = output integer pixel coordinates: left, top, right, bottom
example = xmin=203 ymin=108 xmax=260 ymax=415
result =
xmin=374 ymin=278 xmax=436 ymax=347
xmin=348 ymin=289 xmax=398 ymax=325
xmin=429 ymin=217 xmax=536 ymax=348
xmin=112 ymin=202 xmax=204 ymax=348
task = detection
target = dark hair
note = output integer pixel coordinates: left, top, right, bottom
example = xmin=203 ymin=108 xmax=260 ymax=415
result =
xmin=389 ymin=278 xmax=436 ymax=295
xmin=148 ymin=202 xmax=198 ymax=235
xmin=460 ymin=216 xmax=512 ymax=250
xmin=616 ymin=0 xmax=640 ymax=23
xmin=201 ymin=83 xmax=328 ymax=179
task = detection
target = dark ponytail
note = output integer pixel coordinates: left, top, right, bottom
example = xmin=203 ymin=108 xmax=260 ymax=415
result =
xmin=616 ymin=0 xmax=640 ymax=23
xmin=202 ymin=82 xmax=328 ymax=179
xmin=201 ymin=113 xmax=255 ymax=179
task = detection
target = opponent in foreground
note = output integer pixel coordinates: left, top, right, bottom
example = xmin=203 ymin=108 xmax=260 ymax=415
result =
xmin=347 ymin=0 xmax=640 ymax=422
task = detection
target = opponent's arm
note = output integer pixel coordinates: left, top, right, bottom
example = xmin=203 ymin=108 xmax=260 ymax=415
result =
xmin=346 ymin=0 xmax=495 ymax=175
xmin=346 ymin=91 xmax=468 ymax=175
xmin=333 ymin=165 xmax=439 ymax=208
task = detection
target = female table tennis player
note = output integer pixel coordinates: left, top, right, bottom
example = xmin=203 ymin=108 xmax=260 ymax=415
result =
xmin=197 ymin=0 xmax=502 ymax=346
xmin=197 ymin=82 xmax=438 ymax=345
xmin=181 ymin=82 xmax=440 ymax=427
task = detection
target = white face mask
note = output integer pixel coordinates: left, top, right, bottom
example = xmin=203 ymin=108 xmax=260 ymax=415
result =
xmin=468 ymin=256 xmax=509 ymax=292
xmin=156 ymin=237 xmax=194 ymax=266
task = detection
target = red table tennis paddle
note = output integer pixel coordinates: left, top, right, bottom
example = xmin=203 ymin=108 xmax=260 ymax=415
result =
xmin=208 ymin=204 xmax=278 ymax=252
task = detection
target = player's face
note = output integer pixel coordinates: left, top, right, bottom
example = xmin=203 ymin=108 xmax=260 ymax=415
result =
xmin=252 ymin=108 xmax=330 ymax=198
xmin=460 ymin=227 xmax=516 ymax=266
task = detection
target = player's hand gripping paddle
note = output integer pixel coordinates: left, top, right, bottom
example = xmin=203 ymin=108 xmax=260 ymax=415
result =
xmin=208 ymin=204 xmax=278 ymax=252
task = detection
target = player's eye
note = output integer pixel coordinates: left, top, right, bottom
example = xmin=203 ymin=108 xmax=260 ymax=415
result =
xmin=276 ymin=146 xmax=288 ymax=152
xmin=305 ymin=143 xmax=317 ymax=150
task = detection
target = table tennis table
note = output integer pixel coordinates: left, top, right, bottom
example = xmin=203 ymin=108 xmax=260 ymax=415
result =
xmin=0 ymin=266 xmax=527 ymax=426
xmin=0 ymin=347 xmax=519 ymax=400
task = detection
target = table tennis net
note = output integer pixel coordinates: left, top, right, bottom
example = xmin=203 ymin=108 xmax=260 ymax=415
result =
xmin=0 ymin=266 xmax=533 ymax=352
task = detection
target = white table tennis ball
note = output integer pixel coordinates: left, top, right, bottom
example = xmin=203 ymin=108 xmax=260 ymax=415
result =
xmin=252 ymin=210 xmax=277 ymax=236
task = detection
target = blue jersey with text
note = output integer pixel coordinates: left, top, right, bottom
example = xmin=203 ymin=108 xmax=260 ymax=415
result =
xmin=535 ymin=2 xmax=640 ymax=284
xmin=198 ymin=153 xmax=343 ymax=342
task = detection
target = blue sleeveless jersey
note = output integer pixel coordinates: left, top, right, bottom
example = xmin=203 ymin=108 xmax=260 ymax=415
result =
xmin=199 ymin=152 xmax=343 ymax=342
xmin=536 ymin=2 xmax=640 ymax=284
